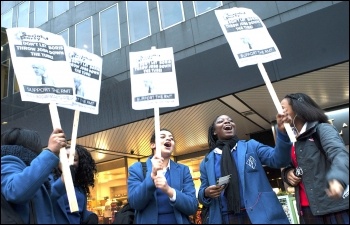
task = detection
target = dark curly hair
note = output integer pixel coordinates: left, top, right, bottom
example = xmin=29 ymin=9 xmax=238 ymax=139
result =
xmin=53 ymin=145 xmax=97 ymax=197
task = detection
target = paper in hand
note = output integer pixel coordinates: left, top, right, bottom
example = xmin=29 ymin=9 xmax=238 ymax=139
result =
xmin=216 ymin=174 xmax=231 ymax=186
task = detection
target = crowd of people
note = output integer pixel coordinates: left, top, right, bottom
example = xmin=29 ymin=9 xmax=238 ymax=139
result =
xmin=1 ymin=93 xmax=348 ymax=224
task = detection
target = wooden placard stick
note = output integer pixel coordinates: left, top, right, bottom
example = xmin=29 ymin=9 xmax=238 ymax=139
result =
xmin=68 ymin=110 xmax=80 ymax=165
xmin=149 ymin=46 xmax=162 ymax=159
xmin=257 ymin=63 xmax=296 ymax=143
xmin=49 ymin=103 xmax=79 ymax=212
xmin=151 ymin=46 xmax=163 ymax=176
xmin=154 ymin=106 xmax=161 ymax=158
xmin=154 ymin=106 xmax=163 ymax=176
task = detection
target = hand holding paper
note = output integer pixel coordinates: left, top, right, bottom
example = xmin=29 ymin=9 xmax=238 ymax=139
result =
xmin=216 ymin=174 xmax=231 ymax=186
xmin=205 ymin=184 xmax=226 ymax=199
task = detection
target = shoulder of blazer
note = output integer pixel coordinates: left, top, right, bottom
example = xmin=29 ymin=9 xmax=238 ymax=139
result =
xmin=204 ymin=150 xmax=213 ymax=162
xmin=170 ymin=159 xmax=183 ymax=170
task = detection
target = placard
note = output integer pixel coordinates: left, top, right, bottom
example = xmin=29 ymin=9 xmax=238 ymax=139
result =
xmin=6 ymin=27 xmax=75 ymax=103
xmin=130 ymin=47 xmax=179 ymax=110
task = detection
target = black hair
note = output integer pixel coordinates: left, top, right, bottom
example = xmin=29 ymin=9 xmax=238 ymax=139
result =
xmin=284 ymin=93 xmax=329 ymax=123
xmin=1 ymin=127 xmax=42 ymax=155
xmin=208 ymin=115 xmax=220 ymax=150
xmin=52 ymin=145 xmax=97 ymax=197
xmin=75 ymin=145 xmax=97 ymax=197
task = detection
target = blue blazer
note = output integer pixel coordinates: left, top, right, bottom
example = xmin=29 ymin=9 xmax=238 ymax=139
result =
xmin=49 ymin=175 xmax=94 ymax=224
xmin=1 ymin=150 xmax=65 ymax=224
xmin=198 ymin=130 xmax=292 ymax=224
xmin=128 ymin=158 xmax=198 ymax=224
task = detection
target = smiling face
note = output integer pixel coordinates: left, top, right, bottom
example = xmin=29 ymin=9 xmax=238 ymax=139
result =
xmin=151 ymin=130 xmax=175 ymax=158
xmin=213 ymin=115 xmax=236 ymax=140
xmin=281 ymin=98 xmax=296 ymax=119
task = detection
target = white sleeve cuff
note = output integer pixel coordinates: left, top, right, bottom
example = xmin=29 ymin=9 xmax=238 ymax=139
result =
xmin=169 ymin=188 xmax=176 ymax=201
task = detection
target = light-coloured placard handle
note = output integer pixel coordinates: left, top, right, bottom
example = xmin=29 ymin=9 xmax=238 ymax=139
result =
xmin=257 ymin=63 xmax=296 ymax=143
xmin=154 ymin=106 xmax=161 ymax=158
xmin=68 ymin=110 xmax=80 ymax=165
xmin=150 ymin=46 xmax=164 ymax=176
xmin=49 ymin=103 xmax=79 ymax=212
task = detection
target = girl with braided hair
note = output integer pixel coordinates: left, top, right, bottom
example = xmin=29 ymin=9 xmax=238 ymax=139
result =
xmin=50 ymin=144 xmax=98 ymax=224
xmin=198 ymin=114 xmax=292 ymax=224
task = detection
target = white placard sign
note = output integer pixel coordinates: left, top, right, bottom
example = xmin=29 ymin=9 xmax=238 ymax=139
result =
xmin=215 ymin=7 xmax=281 ymax=68
xmin=57 ymin=47 xmax=103 ymax=114
xmin=215 ymin=7 xmax=296 ymax=142
xmin=130 ymin=47 xmax=179 ymax=110
xmin=6 ymin=27 xmax=75 ymax=103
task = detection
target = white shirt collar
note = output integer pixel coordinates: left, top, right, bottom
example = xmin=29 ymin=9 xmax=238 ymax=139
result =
xmin=299 ymin=122 xmax=307 ymax=135
xmin=213 ymin=143 xmax=238 ymax=154
xmin=162 ymin=160 xmax=170 ymax=175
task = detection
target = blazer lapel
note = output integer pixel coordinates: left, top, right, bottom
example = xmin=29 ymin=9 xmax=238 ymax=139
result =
xmin=205 ymin=152 xmax=217 ymax=186
xmin=169 ymin=160 xmax=181 ymax=190
xmin=57 ymin=195 xmax=70 ymax=221
xmin=236 ymin=141 xmax=246 ymax=182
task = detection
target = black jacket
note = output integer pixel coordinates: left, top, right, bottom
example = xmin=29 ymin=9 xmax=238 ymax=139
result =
xmin=282 ymin=121 xmax=349 ymax=216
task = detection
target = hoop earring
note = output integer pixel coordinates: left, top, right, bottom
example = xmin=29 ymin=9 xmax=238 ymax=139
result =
xmin=292 ymin=114 xmax=299 ymax=136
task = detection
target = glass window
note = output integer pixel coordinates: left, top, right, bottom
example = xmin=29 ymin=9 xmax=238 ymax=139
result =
xmin=53 ymin=1 xmax=69 ymax=17
xmin=17 ymin=1 xmax=30 ymax=28
xmin=126 ymin=1 xmax=151 ymax=44
xmin=76 ymin=17 xmax=93 ymax=53
xmin=1 ymin=8 xmax=13 ymax=29
xmin=58 ymin=28 xmax=69 ymax=46
xmin=75 ymin=1 xmax=84 ymax=5
xmin=10 ymin=61 xmax=19 ymax=93
xmin=1 ymin=27 xmax=10 ymax=61
xmin=89 ymin=158 xmax=128 ymax=216
xmin=158 ymin=1 xmax=184 ymax=30
xmin=14 ymin=72 xmax=20 ymax=93
xmin=34 ymin=1 xmax=48 ymax=27
xmin=1 ymin=60 xmax=9 ymax=99
xmin=1 ymin=43 xmax=10 ymax=65
xmin=193 ymin=1 xmax=222 ymax=16
xmin=100 ymin=4 xmax=120 ymax=55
